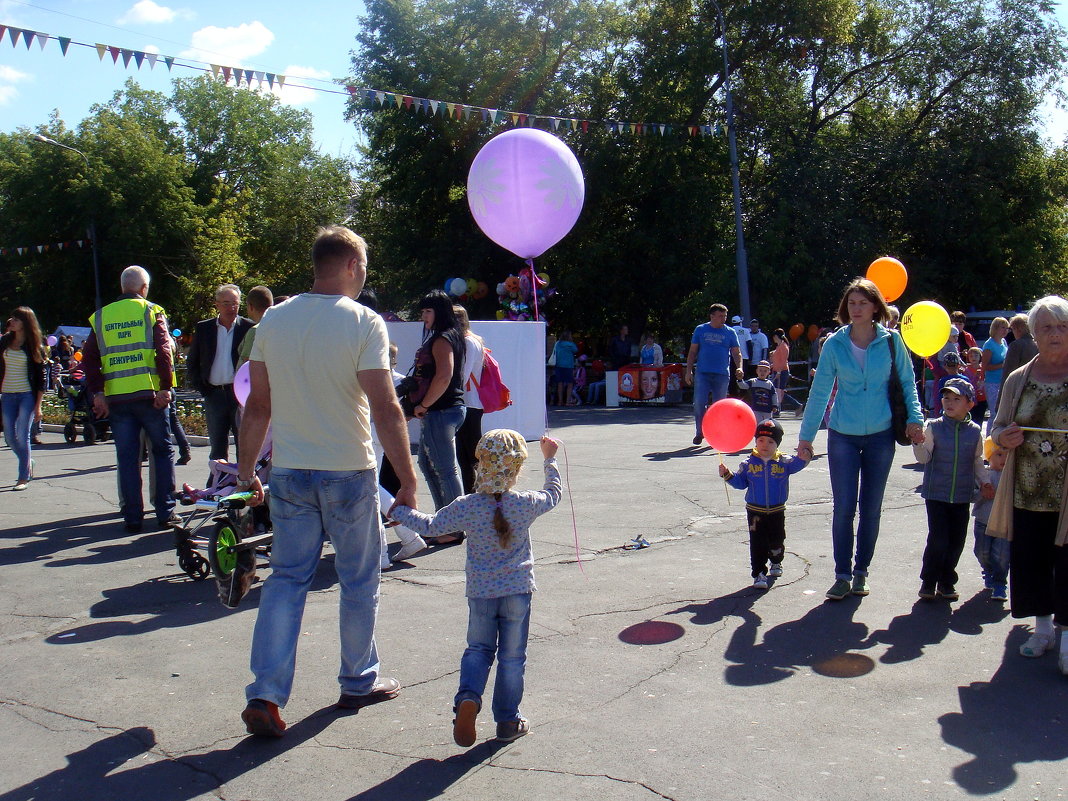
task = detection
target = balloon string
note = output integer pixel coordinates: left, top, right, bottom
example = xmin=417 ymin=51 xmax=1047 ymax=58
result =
xmin=525 ymin=258 xmax=539 ymax=321
xmin=553 ymin=439 xmax=584 ymax=576
xmin=720 ymin=451 xmax=731 ymax=506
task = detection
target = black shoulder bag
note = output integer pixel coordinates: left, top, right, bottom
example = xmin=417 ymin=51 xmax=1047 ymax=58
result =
xmin=886 ymin=334 xmax=912 ymax=446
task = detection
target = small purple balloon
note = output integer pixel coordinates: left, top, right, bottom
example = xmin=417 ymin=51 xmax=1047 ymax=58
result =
xmin=467 ymin=128 xmax=584 ymax=259
xmin=47 ymin=335 xmax=58 ymax=347
xmin=233 ymin=361 xmax=251 ymax=407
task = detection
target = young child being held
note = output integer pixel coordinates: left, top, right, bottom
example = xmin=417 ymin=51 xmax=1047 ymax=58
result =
xmin=390 ymin=430 xmax=561 ymax=747
xmin=972 ymin=438 xmax=1009 ymax=602
xmin=912 ymin=377 xmax=991 ymax=601
xmin=719 ymin=419 xmax=809 ymax=589
xmin=737 ymin=360 xmax=779 ymax=423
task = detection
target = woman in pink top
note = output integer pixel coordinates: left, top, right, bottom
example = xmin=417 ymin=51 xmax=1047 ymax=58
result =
xmin=770 ymin=328 xmax=791 ymax=408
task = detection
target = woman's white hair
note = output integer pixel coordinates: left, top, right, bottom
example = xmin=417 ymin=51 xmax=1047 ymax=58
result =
xmin=1028 ymin=295 xmax=1068 ymax=335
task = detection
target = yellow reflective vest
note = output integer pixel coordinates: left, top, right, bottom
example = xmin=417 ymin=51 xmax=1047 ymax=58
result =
xmin=89 ymin=298 xmax=169 ymax=399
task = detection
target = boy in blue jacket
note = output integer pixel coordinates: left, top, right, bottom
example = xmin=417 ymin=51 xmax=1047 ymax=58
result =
xmin=720 ymin=419 xmax=810 ymax=589
xmin=912 ymin=377 xmax=991 ymax=601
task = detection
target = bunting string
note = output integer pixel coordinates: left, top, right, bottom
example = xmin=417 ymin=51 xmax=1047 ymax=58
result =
xmin=0 ymin=21 xmax=726 ymax=139
xmin=0 ymin=239 xmax=92 ymax=257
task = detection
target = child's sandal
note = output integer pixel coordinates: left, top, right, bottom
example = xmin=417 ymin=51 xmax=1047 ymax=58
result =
xmin=1019 ymin=632 xmax=1055 ymax=658
xmin=453 ymin=699 xmax=479 ymax=747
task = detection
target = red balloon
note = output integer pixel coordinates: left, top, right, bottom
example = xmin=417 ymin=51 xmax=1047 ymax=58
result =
xmin=702 ymin=399 xmax=757 ymax=452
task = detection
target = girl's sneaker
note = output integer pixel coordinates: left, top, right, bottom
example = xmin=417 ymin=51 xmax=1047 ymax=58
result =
xmin=753 ymin=574 xmax=769 ymax=590
xmin=768 ymin=563 xmax=783 ymax=578
xmin=990 ymin=586 xmax=1008 ymax=602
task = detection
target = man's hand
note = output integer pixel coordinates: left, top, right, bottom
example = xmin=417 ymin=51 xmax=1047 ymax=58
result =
xmin=152 ymin=389 xmax=170 ymax=409
xmin=684 ymin=366 xmax=694 ymax=387
xmin=240 ymin=475 xmax=266 ymax=507
xmin=390 ymin=483 xmax=418 ymax=514
xmin=92 ymin=395 xmax=109 ymax=419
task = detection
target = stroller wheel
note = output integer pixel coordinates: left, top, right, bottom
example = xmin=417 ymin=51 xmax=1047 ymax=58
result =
xmin=64 ymin=422 xmax=77 ymax=444
xmin=83 ymin=423 xmax=97 ymax=445
xmin=179 ymin=550 xmax=210 ymax=581
xmin=208 ymin=521 xmax=240 ymax=579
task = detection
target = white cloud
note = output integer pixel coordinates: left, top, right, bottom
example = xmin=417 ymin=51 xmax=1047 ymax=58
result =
xmin=143 ymin=45 xmax=161 ymax=55
xmin=0 ymin=64 xmax=30 ymax=106
xmin=270 ymin=65 xmax=332 ymax=106
xmin=117 ymin=1 xmax=192 ymax=25
xmin=181 ymin=21 xmax=274 ymax=65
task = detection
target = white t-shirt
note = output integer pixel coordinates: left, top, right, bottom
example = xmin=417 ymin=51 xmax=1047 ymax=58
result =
xmin=462 ymin=335 xmax=486 ymax=410
xmin=250 ymin=293 xmax=389 ymax=471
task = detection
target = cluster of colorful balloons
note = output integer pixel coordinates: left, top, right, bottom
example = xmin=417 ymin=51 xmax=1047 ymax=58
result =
xmin=443 ymin=277 xmax=490 ymax=300
xmin=495 ymin=271 xmax=554 ymax=321
xmin=864 ymin=255 xmax=952 ymax=357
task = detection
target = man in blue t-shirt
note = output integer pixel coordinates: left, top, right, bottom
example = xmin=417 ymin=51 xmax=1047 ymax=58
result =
xmin=685 ymin=303 xmax=743 ymax=445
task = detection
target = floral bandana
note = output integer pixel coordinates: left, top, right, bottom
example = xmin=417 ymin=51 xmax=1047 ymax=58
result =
xmin=474 ymin=429 xmax=528 ymax=494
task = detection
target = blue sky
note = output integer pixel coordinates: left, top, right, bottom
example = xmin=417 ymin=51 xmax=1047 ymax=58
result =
xmin=1 ymin=0 xmax=1067 ymax=158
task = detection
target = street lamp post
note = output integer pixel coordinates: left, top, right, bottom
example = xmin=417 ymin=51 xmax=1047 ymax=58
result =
xmin=31 ymin=134 xmax=102 ymax=312
xmin=705 ymin=0 xmax=751 ymax=323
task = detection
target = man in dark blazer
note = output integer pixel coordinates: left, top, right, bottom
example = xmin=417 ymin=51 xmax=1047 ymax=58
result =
xmin=186 ymin=283 xmax=254 ymax=461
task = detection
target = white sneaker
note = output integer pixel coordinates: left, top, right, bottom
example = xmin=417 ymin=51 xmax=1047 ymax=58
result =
xmin=753 ymin=574 xmax=768 ymax=590
xmin=13 ymin=481 xmax=29 ymax=491
xmin=394 ymin=535 xmax=428 ymax=561
xmin=768 ymin=563 xmax=783 ymax=578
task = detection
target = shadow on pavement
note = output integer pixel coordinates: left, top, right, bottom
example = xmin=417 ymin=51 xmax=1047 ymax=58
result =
xmin=0 ymin=706 xmax=346 ymax=801
xmin=939 ymin=625 xmax=1068 ymax=794
xmin=0 ymin=513 xmax=127 ymax=567
xmin=345 ymin=741 xmax=507 ymax=800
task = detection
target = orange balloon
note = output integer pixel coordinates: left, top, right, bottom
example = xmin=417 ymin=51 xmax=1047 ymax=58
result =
xmin=807 ymin=324 xmax=820 ymax=342
xmin=73 ymin=350 xmax=83 ymax=361
xmin=866 ymin=257 xmax=908 ymax=302
xmin=789 ymin=323 xmax=804 ymax=340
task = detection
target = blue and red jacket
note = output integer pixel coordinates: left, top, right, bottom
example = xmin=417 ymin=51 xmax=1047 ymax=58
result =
xmin=724 ymin=450 xmax=807 ymax=512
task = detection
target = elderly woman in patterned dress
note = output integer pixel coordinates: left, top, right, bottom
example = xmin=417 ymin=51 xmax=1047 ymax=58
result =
xmin=989 ymin=295 xmax=1068 ymax=675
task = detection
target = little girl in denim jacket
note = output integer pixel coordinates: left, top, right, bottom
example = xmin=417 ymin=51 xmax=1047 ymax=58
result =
xmin=390 ymin=429 xmax=561 ymax=747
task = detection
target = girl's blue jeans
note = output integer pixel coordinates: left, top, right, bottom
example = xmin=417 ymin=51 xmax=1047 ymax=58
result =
xmin=455 ymin=593 xmax=531 ymax=723
xmin=827 ymin=427 xmax=896 ymax=579
xmin=2 ymin=391 xmax=35 ymax=482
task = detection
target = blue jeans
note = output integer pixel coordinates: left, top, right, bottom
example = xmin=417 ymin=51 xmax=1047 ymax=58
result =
xmin=692 ymin=372 xmax=730 ymax=435
xmin=974 ymin=520 xmax=1010 ymax=589
xmin=456 ymin=593 xmax=531 ymax=723
xmin=247 ymin=467 xmax=383 ymax=707
xmin=2 ymin=391 xmax=35 ymax=482
xmin=827 ymin=427 xmax=896 ymax=579
xmin=419 ymin=405 xmax=466 ymax=509
xmin=108 ymin=400 xmax=175 ymax=524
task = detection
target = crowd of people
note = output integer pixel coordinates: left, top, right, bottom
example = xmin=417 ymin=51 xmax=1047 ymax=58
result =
xmin=4 ymin=236 xmax=1067 ymax=747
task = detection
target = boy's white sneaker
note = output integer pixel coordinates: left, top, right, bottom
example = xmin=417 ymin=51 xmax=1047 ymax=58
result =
xmin=768 ymin=563 xmax=783 ymax=578
xmin=394 ymin=535 xmax=428 ymax=561
xmin=752 ymin=574 xmax=769 ymax=590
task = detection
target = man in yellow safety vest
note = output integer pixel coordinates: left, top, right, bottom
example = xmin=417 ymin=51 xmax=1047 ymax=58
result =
xmin=82 ymin=265 xmax=177 ymax=533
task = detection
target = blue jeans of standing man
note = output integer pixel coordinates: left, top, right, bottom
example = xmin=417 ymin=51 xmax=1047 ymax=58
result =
xmin=692 ymin=372 xmax=730 ymax=437
xmin=108 ymin=400 xmax=175 ymax=525
xmin=455 ymin=593 xmax=532 ymax=723
xmin=419 ymin=405 xmax=466 ymax=509
xmin=2 ymin=391 xmax=35 ymax=483
xmin=247 ymin=467 xmax=383 ymax=707
xmin=827 ymin=427 xmax=896 ymax=580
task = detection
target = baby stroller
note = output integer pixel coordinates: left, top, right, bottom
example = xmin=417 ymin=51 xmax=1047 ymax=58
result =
xmin=171 ymin=444 xmax=272 ymax=608
xmin=57 ymin=368 xmax=110 ymax=445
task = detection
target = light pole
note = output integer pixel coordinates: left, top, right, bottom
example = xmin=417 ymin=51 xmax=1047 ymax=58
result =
xmin=31 ymin=134 xmax=102 ymax=312
xmin=705 ymin=0 xmax=751 ymax=323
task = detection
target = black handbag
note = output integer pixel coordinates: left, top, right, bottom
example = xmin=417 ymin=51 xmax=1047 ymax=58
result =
xmin=886 ymin=335 xmax=912 ymax=446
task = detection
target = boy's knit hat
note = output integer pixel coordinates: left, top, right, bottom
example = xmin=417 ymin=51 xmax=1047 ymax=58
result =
xmin=474 ymin=429 xmax=528 ymax=493
xmin=940 ymin=350 xmax=962 ymax=366
xmin=754 ymin=419 xmax=784 ymax=445
xmin=941 ymin=377 xmax=975 ymax=403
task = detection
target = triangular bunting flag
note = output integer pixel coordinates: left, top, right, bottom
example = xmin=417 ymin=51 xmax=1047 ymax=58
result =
xmin=244 ymin=69 xmax=254 ymax=84
xmin=430 ymin=99 xmax=439 ymax=115
xmin=255 ymin=71 xmax=265 ymax=83
xmin=210 ymin=64 xmax=221 ymax=78
xmin=107 ymin=45 xmax=120 ymax=64
xmin=0 ymin=27 xmax=6 ymax=43
xmin=36 ymin=245 xmax=44 ymax=253
xmin=445 ymin=102 xmax=454 ymax=116
xmin=57 ymin=242 xmax=65 ymax=251
xmin=374 ymin=90 xmax=384 ymax=104
xmin=266 ymin=73 xmax=276 ymax=88
xmin=133 ymin=51 xmax=145 ymax=69
xmin=120 ymin=49 xmax=133 ymax=67
xmin=95 ymin=43 xmax=106 ymax=60
xmin=37 ymin=32 xmax=49 ymax=50
xmin=146 ymin=53 xmax=158 ymax=69
xmin=393 ymin=93 xmax=403 ymax=108
xmin=550 ymin=117 xmax=559 ymax=130
xmin=17 ymin=247 xmax=25 ymax=256
xmin=463 ymin=105 xmax=473 ymax=119
xmin=164 ymin=56 xmax=174 ymax=71
xmin=23 ymin=30 xmax=36 ymax=50
xmin=76 ymin=240 xmax=84 ymax=248
xmin=58 ymin=37 xmax=71 ymax=55
xmin=9 ymin=28 xmax=21 ymax=47
xmin=404 ymin=95 xmax=413 ymax=109
xmin=509 ymin=113 xmax=518 ymax=125
xmin=276 ymin=75 xmax=285 ymax=88
xmin=221 ymin=66 xmax=232 ymax=82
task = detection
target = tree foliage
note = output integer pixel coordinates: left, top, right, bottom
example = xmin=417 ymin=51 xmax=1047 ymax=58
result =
xmin=0 ymin=77 xmax=352 ymax=330
xmin=347 ymin=0 xmax=1068 ymax=338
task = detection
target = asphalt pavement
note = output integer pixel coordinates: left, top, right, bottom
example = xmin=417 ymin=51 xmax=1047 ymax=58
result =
xmin=1 ymin=406 xmax=1066 ymax=801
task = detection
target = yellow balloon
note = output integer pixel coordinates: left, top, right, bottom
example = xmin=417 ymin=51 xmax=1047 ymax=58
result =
xmin=900 ymin=301 xmax=951 ymax=357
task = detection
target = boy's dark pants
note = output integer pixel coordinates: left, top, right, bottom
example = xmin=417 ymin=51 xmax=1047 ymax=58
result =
xmin=748 ymin=508 xmax=785 ymax=577
xmin=922 ymin=500 xmax=970 ymax=585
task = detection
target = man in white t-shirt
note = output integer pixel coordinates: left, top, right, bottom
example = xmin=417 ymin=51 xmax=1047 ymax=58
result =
xmin=731 ymin=315 xmax=752 ymax=376
xmin=235 ymin=225 xmax=418 ymax=737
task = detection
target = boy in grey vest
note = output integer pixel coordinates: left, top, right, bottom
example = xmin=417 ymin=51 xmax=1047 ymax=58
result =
xmin=912 ymin=377 xmax=992 ymax=601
